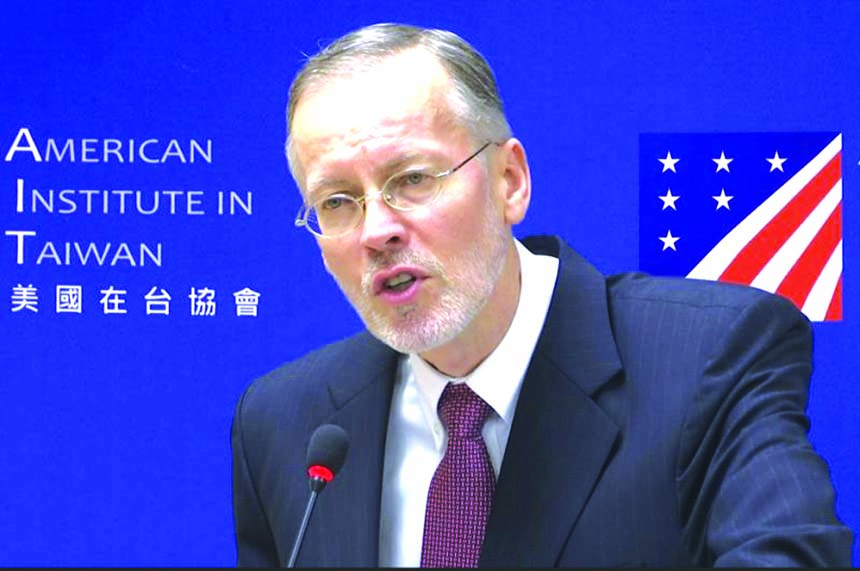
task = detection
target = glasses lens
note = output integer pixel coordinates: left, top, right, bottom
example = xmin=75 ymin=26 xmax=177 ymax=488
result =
xmin=306 ymin=194 xmax=362 ymax=236
xmin=384 ymin=169 xmax=441 ymax=209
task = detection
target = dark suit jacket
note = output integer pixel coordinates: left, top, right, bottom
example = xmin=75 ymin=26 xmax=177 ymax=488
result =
xmin=232 ymin=235 xmax=853 ymax=567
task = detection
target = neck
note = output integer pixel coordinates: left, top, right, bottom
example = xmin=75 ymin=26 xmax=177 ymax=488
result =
xmin=419 ymin=241 xmax=521 ymax=377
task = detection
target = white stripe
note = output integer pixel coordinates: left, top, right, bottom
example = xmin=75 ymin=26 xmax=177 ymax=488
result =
xmin=801 ymin=240 xmax=842 ymax=321
xmin=687 ymin=134 xmax=842 ymax=280
xmin=750 ymin=181 xmax=841 ymax=292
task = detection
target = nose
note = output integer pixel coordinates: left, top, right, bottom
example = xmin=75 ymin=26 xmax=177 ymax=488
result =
xmin=359 ymin=191 xmax=408 ymax=252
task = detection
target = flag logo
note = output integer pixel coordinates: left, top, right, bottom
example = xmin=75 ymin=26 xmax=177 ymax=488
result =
xmin=639 ymin=132 xmax=842 ymax=322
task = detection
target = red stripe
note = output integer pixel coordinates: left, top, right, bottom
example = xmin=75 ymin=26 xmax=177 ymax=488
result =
xmin=719 ymin=152 xmax=841 ymax=285
xmin=775 ymin=202 xmax=842 ymax=309
xmin=826 ymin=276 xmax=842 ymax=321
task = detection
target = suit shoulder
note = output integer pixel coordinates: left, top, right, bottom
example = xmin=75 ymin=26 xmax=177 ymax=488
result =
xmin=237 ymin=330 xmax=389 ymax=411
xmin=603 ymin=272 xmax=811 ymax=354
xmin=256 ymin=330 xmax=376 ymax=382
xmin=606 ymin=271 xmax=804 ymax=318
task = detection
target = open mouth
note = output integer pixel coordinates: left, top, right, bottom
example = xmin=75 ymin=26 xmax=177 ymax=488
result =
xmin=384 ymin=272 xmax=417 ymax=292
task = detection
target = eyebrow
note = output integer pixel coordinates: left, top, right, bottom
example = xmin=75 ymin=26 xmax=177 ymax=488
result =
xmin=382 ymin=151 xmax=437 ymax=173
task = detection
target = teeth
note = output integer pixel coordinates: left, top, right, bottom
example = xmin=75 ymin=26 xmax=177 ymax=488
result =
xmin=386 ymin=272 xmax=414 ymax=288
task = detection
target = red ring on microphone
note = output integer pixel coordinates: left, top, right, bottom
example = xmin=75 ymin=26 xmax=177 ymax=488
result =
xmin=307 ymin=465 xmax=334 ymax=483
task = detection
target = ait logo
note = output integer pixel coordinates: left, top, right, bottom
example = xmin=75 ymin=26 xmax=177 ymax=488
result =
xmin=639 ymin=132 xmax=842 ymax=322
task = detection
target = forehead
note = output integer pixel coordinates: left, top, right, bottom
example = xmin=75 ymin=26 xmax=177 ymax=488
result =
xmin=290 ymin=48 xmax=464 ymax=162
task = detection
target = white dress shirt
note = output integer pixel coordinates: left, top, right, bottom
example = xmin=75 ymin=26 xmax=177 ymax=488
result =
xmin=378 ymin=239 xmax=559 ymax=567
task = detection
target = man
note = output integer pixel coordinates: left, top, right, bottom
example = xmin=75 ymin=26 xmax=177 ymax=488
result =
xmin=231 ymin=23 xmax=853 ymax=567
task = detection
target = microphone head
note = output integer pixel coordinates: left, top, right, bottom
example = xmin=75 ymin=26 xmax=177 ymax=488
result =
xmin=306 ymin=424 xmax=349 ymax=485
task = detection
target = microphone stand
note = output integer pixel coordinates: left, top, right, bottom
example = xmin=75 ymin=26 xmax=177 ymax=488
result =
xmin=287 ymin=476 xmax=326 ymax=568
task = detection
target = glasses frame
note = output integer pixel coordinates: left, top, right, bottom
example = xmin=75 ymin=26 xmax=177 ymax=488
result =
xmin=294 ymin=140 xmax=497 ymax=239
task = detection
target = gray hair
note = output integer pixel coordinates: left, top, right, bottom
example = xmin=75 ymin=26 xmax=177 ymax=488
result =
xmin=285 ymin=23 xmax=512 ymax=184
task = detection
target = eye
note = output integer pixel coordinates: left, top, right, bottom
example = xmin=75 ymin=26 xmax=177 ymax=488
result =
xmin=389 ymin=170 xmax=436 ymax=193
xmin=388 ymin=169 xmax=432 ymax=189
xmin=403 ymin=171 xmax=431 ymax=186
xmin=317 ymin=193 xmax=352 ymax=211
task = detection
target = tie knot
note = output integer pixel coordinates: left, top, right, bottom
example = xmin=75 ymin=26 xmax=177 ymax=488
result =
xmin=438 ymin=383 xmax=492 ymax=439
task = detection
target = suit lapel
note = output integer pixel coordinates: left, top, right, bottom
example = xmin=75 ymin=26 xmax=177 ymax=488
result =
xmin=481 ymin=236 xmax=624 ymax=567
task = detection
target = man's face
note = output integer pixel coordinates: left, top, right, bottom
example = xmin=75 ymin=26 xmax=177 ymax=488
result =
xmin=289 ymin=48 xmax=513 ymax=355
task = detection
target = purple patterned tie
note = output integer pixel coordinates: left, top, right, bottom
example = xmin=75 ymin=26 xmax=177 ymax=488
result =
xmin=421 ymin=382 xmax=496 ymax=568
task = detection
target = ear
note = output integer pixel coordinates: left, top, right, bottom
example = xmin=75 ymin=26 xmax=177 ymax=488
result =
xmin=494 ymin=138 xmax=531 ymax=225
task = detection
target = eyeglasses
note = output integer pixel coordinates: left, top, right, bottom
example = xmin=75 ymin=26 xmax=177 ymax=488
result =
xmin=294 ymin=141 xmax=496 ymax=238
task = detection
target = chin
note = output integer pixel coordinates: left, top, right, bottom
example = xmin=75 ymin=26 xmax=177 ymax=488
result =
xmin=366 ymin=309 xmax=470 ymax=355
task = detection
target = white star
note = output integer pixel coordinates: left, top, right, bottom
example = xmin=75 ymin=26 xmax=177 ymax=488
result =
xmin=658 ymin=151 xmax=680 ymax=173
xmin=766 ymin=151 xmax=787 ymax=172
xmin=712 ymin=151 xmax=733 ymax=173
xmin=712 ymin=188 xmax=734 ymax=210
xmin=658 ymin=188 xmax=680 ymax=210
xmin=659 ymin=230 xmax=680 ymax=251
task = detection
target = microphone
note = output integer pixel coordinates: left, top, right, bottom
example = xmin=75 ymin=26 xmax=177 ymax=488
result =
xmin=287 ymin=423 xmax=350 ymax=568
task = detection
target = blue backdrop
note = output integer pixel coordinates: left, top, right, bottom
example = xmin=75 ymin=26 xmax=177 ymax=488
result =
xmin=1 ymin=1 xmax=857 ymax=565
